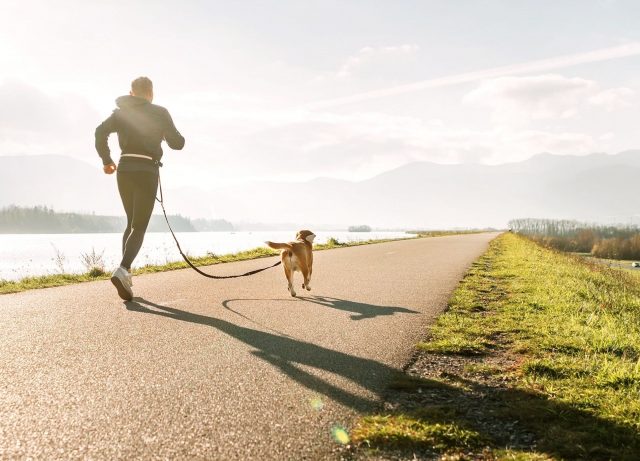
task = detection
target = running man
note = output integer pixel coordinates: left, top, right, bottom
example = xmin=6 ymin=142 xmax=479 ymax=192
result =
xmin=95 ymin=77 xmax=185 ymax=300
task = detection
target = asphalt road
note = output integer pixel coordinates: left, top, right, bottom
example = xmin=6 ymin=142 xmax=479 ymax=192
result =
xmin=0 ymin=233 xmax=498 ymax=460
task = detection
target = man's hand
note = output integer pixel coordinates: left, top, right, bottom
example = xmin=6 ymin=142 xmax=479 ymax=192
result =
xmin=103 ymin=163 xmax=117 ymax=175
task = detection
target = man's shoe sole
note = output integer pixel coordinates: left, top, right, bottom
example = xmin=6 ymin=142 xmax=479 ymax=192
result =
xmin=110 ymin=275 xmax=133 ymax=301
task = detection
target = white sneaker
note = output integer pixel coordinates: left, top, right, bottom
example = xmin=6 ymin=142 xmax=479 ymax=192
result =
xmin=124 ymin=269 xmax=133 ymax=287
xmin=111 ymin=266 xmax=133 ymax=301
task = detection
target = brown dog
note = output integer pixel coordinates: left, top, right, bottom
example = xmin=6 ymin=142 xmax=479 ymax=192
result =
xmin=266 ymin=230 xmax=315 ymax=297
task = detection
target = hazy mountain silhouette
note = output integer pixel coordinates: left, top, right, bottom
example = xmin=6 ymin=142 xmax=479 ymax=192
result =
xmin=2 ymin=152 xmax=639 ymax=228
xmin=0 ymin=155 xmax=120 ymax=213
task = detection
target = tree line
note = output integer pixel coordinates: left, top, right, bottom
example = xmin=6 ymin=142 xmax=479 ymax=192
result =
xmin=0 ymin=205 xmax=234 ymax=234
xmin=509 ymin=218 xmax=640 ymax=260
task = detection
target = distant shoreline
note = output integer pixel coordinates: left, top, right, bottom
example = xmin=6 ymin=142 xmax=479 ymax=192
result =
xmin=1 ymin=206 xmax=424 ymax=234
xmin=0 ymin=205 xmax=233 ymax=234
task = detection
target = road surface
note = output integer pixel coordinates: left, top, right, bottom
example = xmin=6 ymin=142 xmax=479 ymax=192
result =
xmin=0 ymin=233 xmax=498 ymax=460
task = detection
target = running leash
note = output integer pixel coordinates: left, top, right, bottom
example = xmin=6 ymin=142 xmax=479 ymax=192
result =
xmin=154 ymin=168 xmax=281 ymax=279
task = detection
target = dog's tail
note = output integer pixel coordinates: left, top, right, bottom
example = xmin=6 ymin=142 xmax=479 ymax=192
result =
xmin=265 ymin=241 xmax=293 ymax=250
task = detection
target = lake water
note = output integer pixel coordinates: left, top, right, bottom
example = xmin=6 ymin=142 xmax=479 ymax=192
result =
xmin=0 ymin=231 xmax=415 ymax=281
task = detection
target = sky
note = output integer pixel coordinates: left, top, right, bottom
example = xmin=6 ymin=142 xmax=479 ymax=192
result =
xmin=1 ymin=0 xmax=640 ymax=189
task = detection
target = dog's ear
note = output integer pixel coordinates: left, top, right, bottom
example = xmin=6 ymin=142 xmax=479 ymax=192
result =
xmin=301 ymin=231 xmax=316 ymax=243
xmin=297 ymin=229 xmax=315 ymax=242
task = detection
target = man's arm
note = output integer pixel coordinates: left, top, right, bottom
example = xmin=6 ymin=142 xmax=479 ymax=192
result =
xmin=162 ymin=109 xmax=185 ymax=150
xmin=95 ymin=112 xmax=118 ymax=166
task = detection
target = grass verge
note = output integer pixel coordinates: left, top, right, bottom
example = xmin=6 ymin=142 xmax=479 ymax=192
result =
xmin=351 ymin=233 xmax=640 ymax=460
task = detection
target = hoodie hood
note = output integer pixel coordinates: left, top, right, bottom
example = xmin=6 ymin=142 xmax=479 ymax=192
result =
xmin=115 ymin=95 xmax=150 ymax=109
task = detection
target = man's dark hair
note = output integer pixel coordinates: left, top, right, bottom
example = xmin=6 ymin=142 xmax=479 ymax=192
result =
xmin=131 ymin=76 xmax=153 ymax=96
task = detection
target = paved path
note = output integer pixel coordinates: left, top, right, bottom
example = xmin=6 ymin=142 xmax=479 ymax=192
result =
xmin=0 ymin=233 xmax=498 ymax=460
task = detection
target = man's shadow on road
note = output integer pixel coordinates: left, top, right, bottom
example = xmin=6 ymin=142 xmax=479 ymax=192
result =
xmin=125 ymin=297 xmax=640 ymax=459
xmin=222 ymin=295 xmax=419 ymax=320
xmin=126 ymin=297 xmax=396 ymax=411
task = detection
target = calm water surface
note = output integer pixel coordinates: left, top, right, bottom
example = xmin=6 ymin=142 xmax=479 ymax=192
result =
xmin=0 ymin=231 xmax=415 ymax=280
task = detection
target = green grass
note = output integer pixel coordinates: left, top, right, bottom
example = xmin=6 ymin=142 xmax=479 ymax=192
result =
xmin=463 ymin=363 xmax=502 ymax=376
xmin=353 ymin=233 xmax=640 ymax=460
xmin=0 ymin=233 xmax=474 ymax=295
xmin=353 ymin=413 xmax=486 ymax=452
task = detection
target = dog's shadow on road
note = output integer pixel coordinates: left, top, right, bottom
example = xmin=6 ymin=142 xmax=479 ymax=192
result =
xmin=222 ymin=295 xmax=419 ymax=320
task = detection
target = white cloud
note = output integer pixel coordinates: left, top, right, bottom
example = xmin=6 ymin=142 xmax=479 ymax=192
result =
xmin=317 ymin=44 xmax=420 ymax=81
xmin=307 ymin=42 xmax=640 ymax=109
xmin=184 ymin=107 xmax=600 ymax=181
xmin=0 ymin=81 xmax=99 ymax=156
xmin=463 ymin=74 xmax=634 ymax=122
xmin=0 ymin=76 xmax=628 ymax=188
xmin=588 ymin=87 xmax=635 ymax=110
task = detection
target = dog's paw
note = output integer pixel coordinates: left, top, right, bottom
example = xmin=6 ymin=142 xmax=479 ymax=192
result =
xmin=290 ymin=291 xmax=297 ymax=297
xmin=306 ymin=285 xmax=311 ymax=291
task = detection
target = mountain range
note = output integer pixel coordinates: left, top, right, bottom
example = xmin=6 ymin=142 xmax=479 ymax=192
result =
xmin=1 ymin=151 xmax=639 ymax=229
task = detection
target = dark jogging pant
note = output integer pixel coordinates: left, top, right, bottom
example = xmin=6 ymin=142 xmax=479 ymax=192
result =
xmin=117 ymin=170 xmax=158 ymax=270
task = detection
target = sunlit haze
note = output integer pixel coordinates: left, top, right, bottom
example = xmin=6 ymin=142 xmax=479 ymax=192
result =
xmin=1 ymin=0 xmax=639 ymax=224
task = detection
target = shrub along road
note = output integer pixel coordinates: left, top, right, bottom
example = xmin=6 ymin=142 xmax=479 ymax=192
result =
xmin=0 ymin=233 xmax=497 ymax=460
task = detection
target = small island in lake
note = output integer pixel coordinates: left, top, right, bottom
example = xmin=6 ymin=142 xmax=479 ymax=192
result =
xmin=348 ymin=225 xmax=372 ymax=232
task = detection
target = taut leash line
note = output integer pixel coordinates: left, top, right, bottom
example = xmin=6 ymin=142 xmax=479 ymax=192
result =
xmin=155 ymin=169 xmax=281 ymax=279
